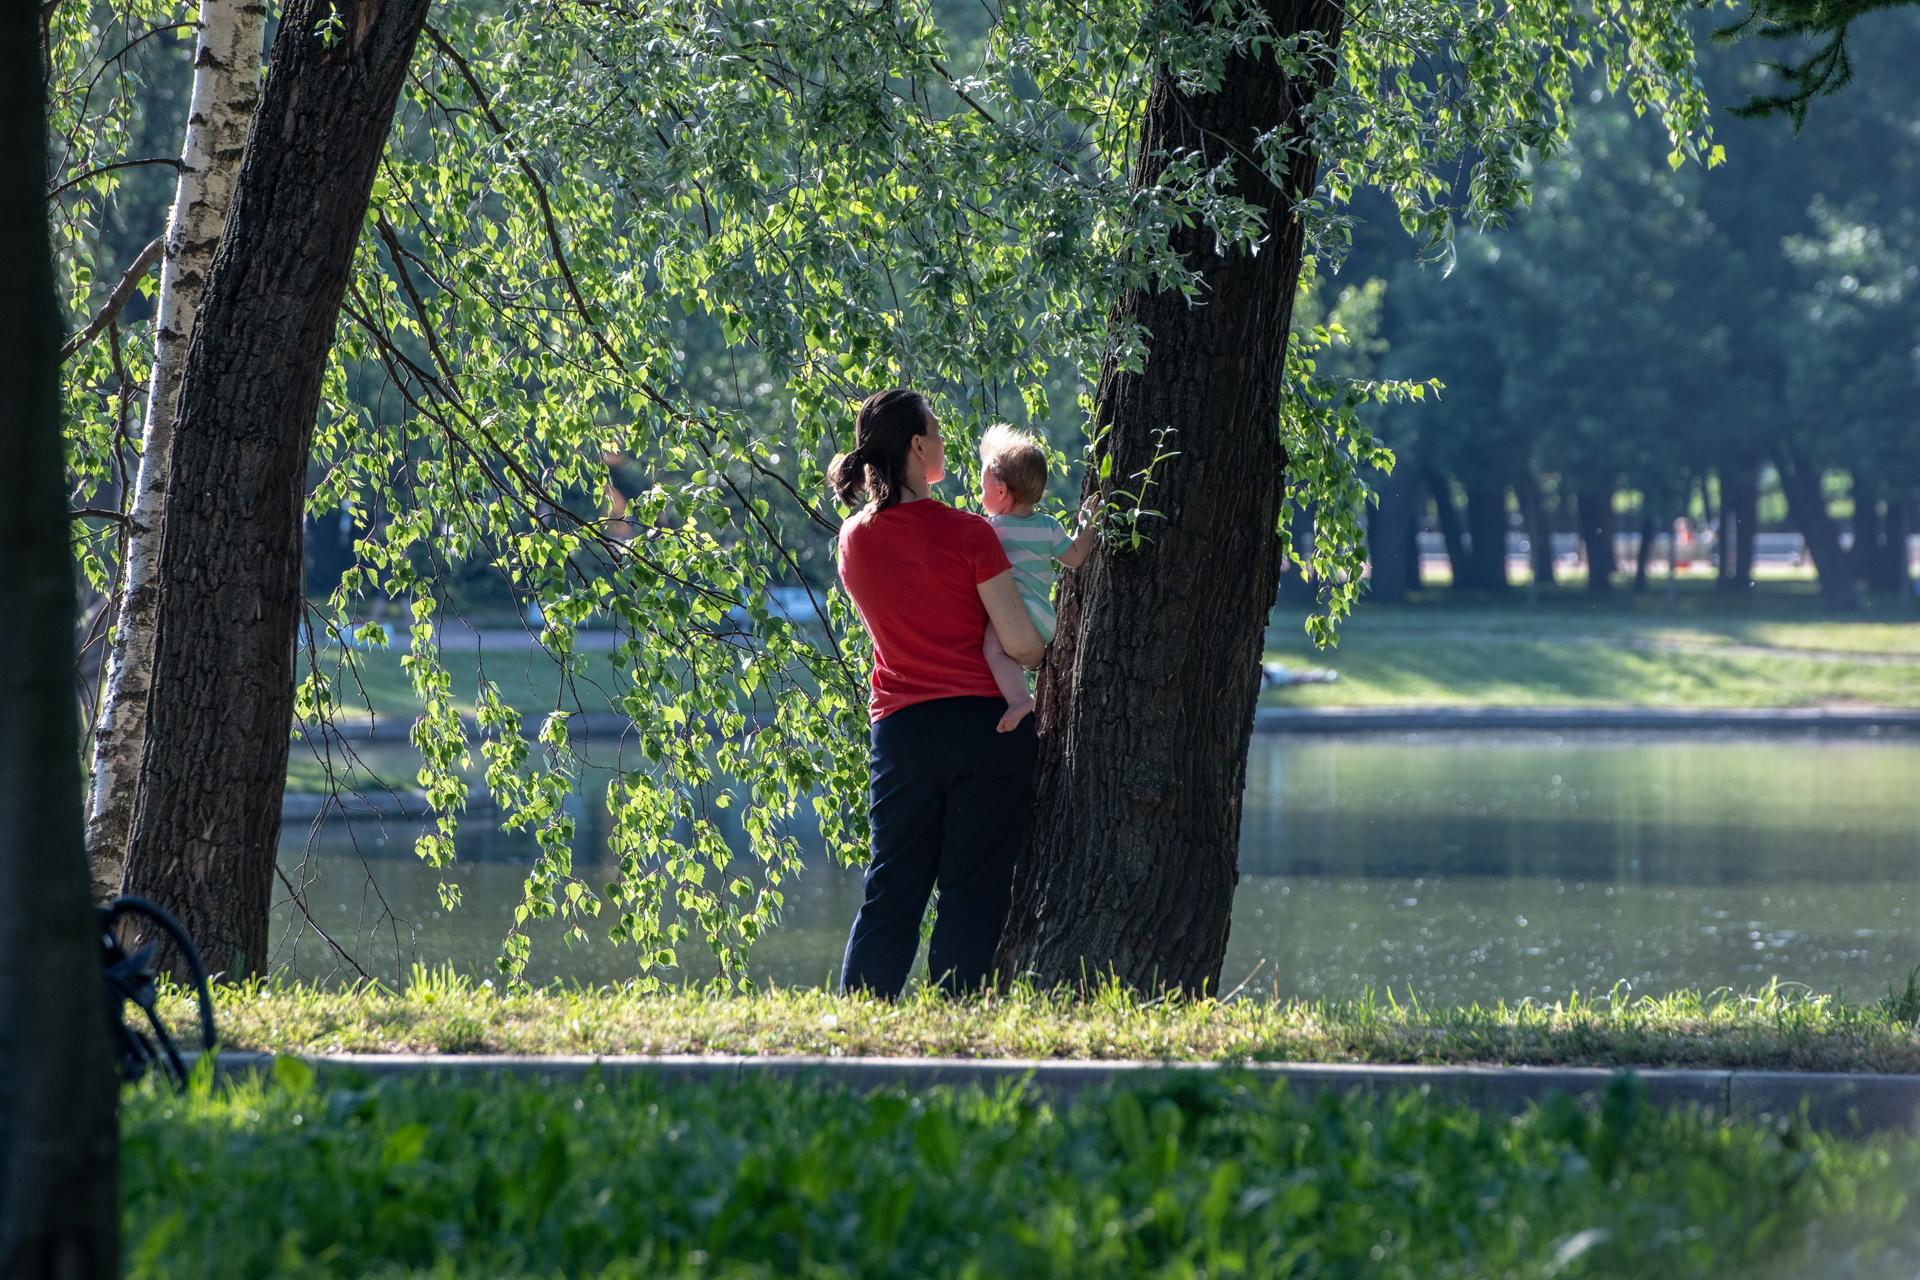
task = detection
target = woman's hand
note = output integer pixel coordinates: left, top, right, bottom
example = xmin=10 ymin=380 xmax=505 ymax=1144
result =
xmin=977 ymin=571 xmax=1045 ymax=667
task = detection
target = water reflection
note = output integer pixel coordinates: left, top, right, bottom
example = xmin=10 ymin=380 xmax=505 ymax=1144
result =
xmin=275 ymin=733 xmax=1919 ymax=1005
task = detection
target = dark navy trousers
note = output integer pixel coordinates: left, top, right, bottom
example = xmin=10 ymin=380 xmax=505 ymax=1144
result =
xmin=840 ymin=696 xmax=1037 ymax=997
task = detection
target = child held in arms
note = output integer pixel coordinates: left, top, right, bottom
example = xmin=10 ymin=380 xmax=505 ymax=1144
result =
xmin=977 ymin=423 xmax=1097 ymax=732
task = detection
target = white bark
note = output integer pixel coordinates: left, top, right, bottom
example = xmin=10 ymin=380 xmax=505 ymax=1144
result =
xmin=86 ymin=0 xmax=266 ymax=900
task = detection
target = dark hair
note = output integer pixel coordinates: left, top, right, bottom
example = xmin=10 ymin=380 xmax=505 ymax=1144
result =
xmin=828 ymin=388 xmax=932 ymax=511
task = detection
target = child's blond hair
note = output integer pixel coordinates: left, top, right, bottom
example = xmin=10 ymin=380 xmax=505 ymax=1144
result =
xmin=979 ymin=423 xmax=1049 ymax=505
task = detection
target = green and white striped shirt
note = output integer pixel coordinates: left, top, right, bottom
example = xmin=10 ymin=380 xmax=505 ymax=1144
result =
xmin=987 ymin=512 xmax=1073 ymax=643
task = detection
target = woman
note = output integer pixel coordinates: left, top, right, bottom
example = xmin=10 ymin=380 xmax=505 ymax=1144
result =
xmin=830 ymin=388 xmax=1045 ymax=997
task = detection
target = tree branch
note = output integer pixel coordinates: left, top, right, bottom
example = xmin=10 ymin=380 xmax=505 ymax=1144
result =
xmin=60 ymin=236 xmax=161 ymax=362
xmin=47 ymin=156 xmax=183 ymax=199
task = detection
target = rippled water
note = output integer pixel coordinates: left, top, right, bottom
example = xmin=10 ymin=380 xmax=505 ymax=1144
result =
xmin=275 ymin=733 xmax=1920 ymax=1004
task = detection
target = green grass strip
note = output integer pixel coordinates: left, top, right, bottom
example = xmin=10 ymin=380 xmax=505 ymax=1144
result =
xmin=123 ymin=1066 xmax=1920 ymax=1278
xmin=165 ymin=970 xmax=1920 ymax=1071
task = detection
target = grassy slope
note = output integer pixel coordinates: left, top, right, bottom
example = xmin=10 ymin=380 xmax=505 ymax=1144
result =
xmin=282 ymin=584 xmax=1920 ymax=792
xmin=1265 ymin=583 xmax=1920 ymax=709
xmin=172 ymin=975 xmax=1920 ymax=1071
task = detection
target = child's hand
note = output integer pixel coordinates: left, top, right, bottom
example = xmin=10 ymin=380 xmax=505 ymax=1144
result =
xmin=1077 ymin=494 xmax=1100 ymax=529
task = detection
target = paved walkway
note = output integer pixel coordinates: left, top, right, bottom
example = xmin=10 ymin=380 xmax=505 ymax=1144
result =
xmin=1254 ymin=705 xmax=1920 ymax=733
xmin=208 ymin=1052 xmax=1920 ymax=1134
xmin=312 ymin=704 xmax=1920 ymax=749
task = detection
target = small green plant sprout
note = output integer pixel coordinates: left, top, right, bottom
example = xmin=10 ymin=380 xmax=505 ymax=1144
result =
xmin=1091 ymin=424 xmax=1180 ymax=553
xmin=313 ymin=3 xmax=345 ymax=49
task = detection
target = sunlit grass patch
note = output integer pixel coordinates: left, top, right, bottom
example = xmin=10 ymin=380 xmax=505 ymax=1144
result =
xmin=1264 ymin=591 xmax=1920 ymax=709
xmin=167 ymin=970 xmax=1920 ymax=1071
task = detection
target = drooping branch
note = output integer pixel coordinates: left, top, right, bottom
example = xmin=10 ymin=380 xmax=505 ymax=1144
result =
xmin=45 ymin=155 xmax=182 ymax=199
xmin=59 ymin=235 xmax=160 ymax=362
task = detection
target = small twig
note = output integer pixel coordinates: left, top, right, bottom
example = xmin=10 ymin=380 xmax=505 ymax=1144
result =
xmin=47 ymin=156 xmax=182 ymax=200
xmin=60 ymin=236 xmax=162 ymax=361
xmin=274 ymin=863 xmax=373 ymax=980
xmin=71 ymin=506 xmax=129 ymax=523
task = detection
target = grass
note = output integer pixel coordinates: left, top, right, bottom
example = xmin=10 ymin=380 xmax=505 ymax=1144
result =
xmin=165 ymin=971 xmax=1920 ymax=1072
xmin=122 ymin=1066 xmax=1920 ymax=1278
xmin=1266 ymin=583 xmax=1920 ymax=709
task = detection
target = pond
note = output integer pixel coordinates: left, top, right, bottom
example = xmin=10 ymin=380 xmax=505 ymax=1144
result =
xmin=274 ymin=733 xmax=1920 ymax=1005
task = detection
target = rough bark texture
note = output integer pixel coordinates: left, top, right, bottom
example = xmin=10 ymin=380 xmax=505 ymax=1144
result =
xmin=1773 ymin=446 xmax=1858 ymax=613
xmin=88 ymin=0 xmax=268 ymax=902
xmin=121 ymin=0 xmax=429 ymax=979
xmin=0 ymin=6 xmax=120 ymax=1269
xmin=996 ymin=0 xmax=1343 ymax=996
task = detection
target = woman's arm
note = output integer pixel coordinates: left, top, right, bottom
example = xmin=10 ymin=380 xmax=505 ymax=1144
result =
xmin=978 ymin=571 xmax=1045 ymax=667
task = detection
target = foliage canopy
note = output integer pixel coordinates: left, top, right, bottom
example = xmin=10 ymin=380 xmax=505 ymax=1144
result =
xmin=53 ymin=0 xmax=1712 ymax=985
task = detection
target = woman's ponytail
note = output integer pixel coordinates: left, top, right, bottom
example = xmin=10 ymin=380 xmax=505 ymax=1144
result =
xmin=827 ymin=446 xmax=869 ymax=506
xmin=829 ymin=388 xmax=931 ymax=512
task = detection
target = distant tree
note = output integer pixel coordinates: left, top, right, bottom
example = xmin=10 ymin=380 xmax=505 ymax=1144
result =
xmin=0 ymin=3 xmax=118 ymax=1271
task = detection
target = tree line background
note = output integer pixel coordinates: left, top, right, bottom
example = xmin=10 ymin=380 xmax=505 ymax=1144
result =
xmin=1338 ymin=17 xmax=1920 ymax=611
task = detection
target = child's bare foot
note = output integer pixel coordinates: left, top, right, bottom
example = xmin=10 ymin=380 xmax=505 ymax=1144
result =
xmin=997 ymin=697 xmax=1034 ymax=733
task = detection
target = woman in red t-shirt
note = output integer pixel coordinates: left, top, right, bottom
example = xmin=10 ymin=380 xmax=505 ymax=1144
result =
xmin=830 ymin=388 xmax=1044 ymax=997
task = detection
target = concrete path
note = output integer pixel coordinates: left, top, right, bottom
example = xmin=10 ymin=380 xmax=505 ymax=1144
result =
xmin=208 ymin=1052 xmax=1920 ymax=1135
xmin=311 ymin=704 xmax=1920 ymax=749
xmin=1254 ymin=706 xmax=1920 ymax=734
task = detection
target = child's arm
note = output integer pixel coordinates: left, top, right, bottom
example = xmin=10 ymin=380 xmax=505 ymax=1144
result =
xmin=1057 ymin=497 xmax=1099 ymax=571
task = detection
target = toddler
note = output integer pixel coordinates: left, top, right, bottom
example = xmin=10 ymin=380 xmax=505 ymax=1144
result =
xmin=978 ymin=423 xmax=1096 ymax=731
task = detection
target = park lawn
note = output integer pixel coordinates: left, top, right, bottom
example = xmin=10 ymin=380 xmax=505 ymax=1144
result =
xmin=301 ymin=641 xmax=608 ymax=729
xmin=122 ymin=1066 xmax=1920 ymax=1279
xmin=168 ymin=974 xmax=1920 ymax=1072
xmin=1265 ymin=587 xmax=1920 ymax=709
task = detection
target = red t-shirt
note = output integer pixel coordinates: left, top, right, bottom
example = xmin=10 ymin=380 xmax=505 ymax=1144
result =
xmin=838 ymin=499 xmax=1013 ymax=721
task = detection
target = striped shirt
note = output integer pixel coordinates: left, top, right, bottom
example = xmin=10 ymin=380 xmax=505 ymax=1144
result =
xmin=986 ymin=512 xmax=1073 ymax=643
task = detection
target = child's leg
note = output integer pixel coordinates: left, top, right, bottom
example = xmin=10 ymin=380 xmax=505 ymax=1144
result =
xmin=982 ymin=626 xmax=1035 ymax=733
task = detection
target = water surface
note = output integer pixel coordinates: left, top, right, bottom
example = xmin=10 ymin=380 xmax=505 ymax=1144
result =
xmin=274 ymin=733 xmax=1920 ymax=1004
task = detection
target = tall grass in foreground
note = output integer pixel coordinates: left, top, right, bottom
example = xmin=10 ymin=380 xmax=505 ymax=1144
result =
xmin=124 ymin=1067 xmax=1918 ymax=1278
xmin=171 ymin=968 xmax=1920 ymax=1070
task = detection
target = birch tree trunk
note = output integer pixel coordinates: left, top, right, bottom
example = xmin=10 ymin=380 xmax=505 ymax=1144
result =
xmin=996 ymin=0 xmax=1344 ymax=996
xmin=122 ymin=0 xmax=430 ymax=979
xmin=0 ymin=4 xmax=119 ymax=1269
xmin=86 ymin=0 xmax=266 ymax=902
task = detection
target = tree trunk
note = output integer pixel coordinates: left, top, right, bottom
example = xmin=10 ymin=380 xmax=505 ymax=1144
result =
xmin=1575 ymin=486 xmax=1616 ymax=593
xmin=1886 ymin=496 xmax=1912 ymax=597
xmin=1849 ymin=471 xmax=1907 ymax=596
xmin=1774 ymin=446 xmax=1857 ymax=613
xmin=1366 ymin=452 xmax=1418 ymax=603
xmin=1425 ymin=468 xmax=1470 ymax=588
xmin=1631 ymin=503 xmax=1655 ymax=593
xmin=0 ymin=6 xmax=119 ymax=1268
xmin=1517 ymin=466 xmax=1556 ymax=588
xmin=996 ymin=0 xmax=1343 ymax=996
xmin=1462 ymin=474 xmax=1509 ymax=593
xmin=87 ymin=0 xmax=267 ymax=902
xmin=121 ymin=0 xmax=430 ymax=979
xmin=1718 ymin=460 xmax=1756 ymax=592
